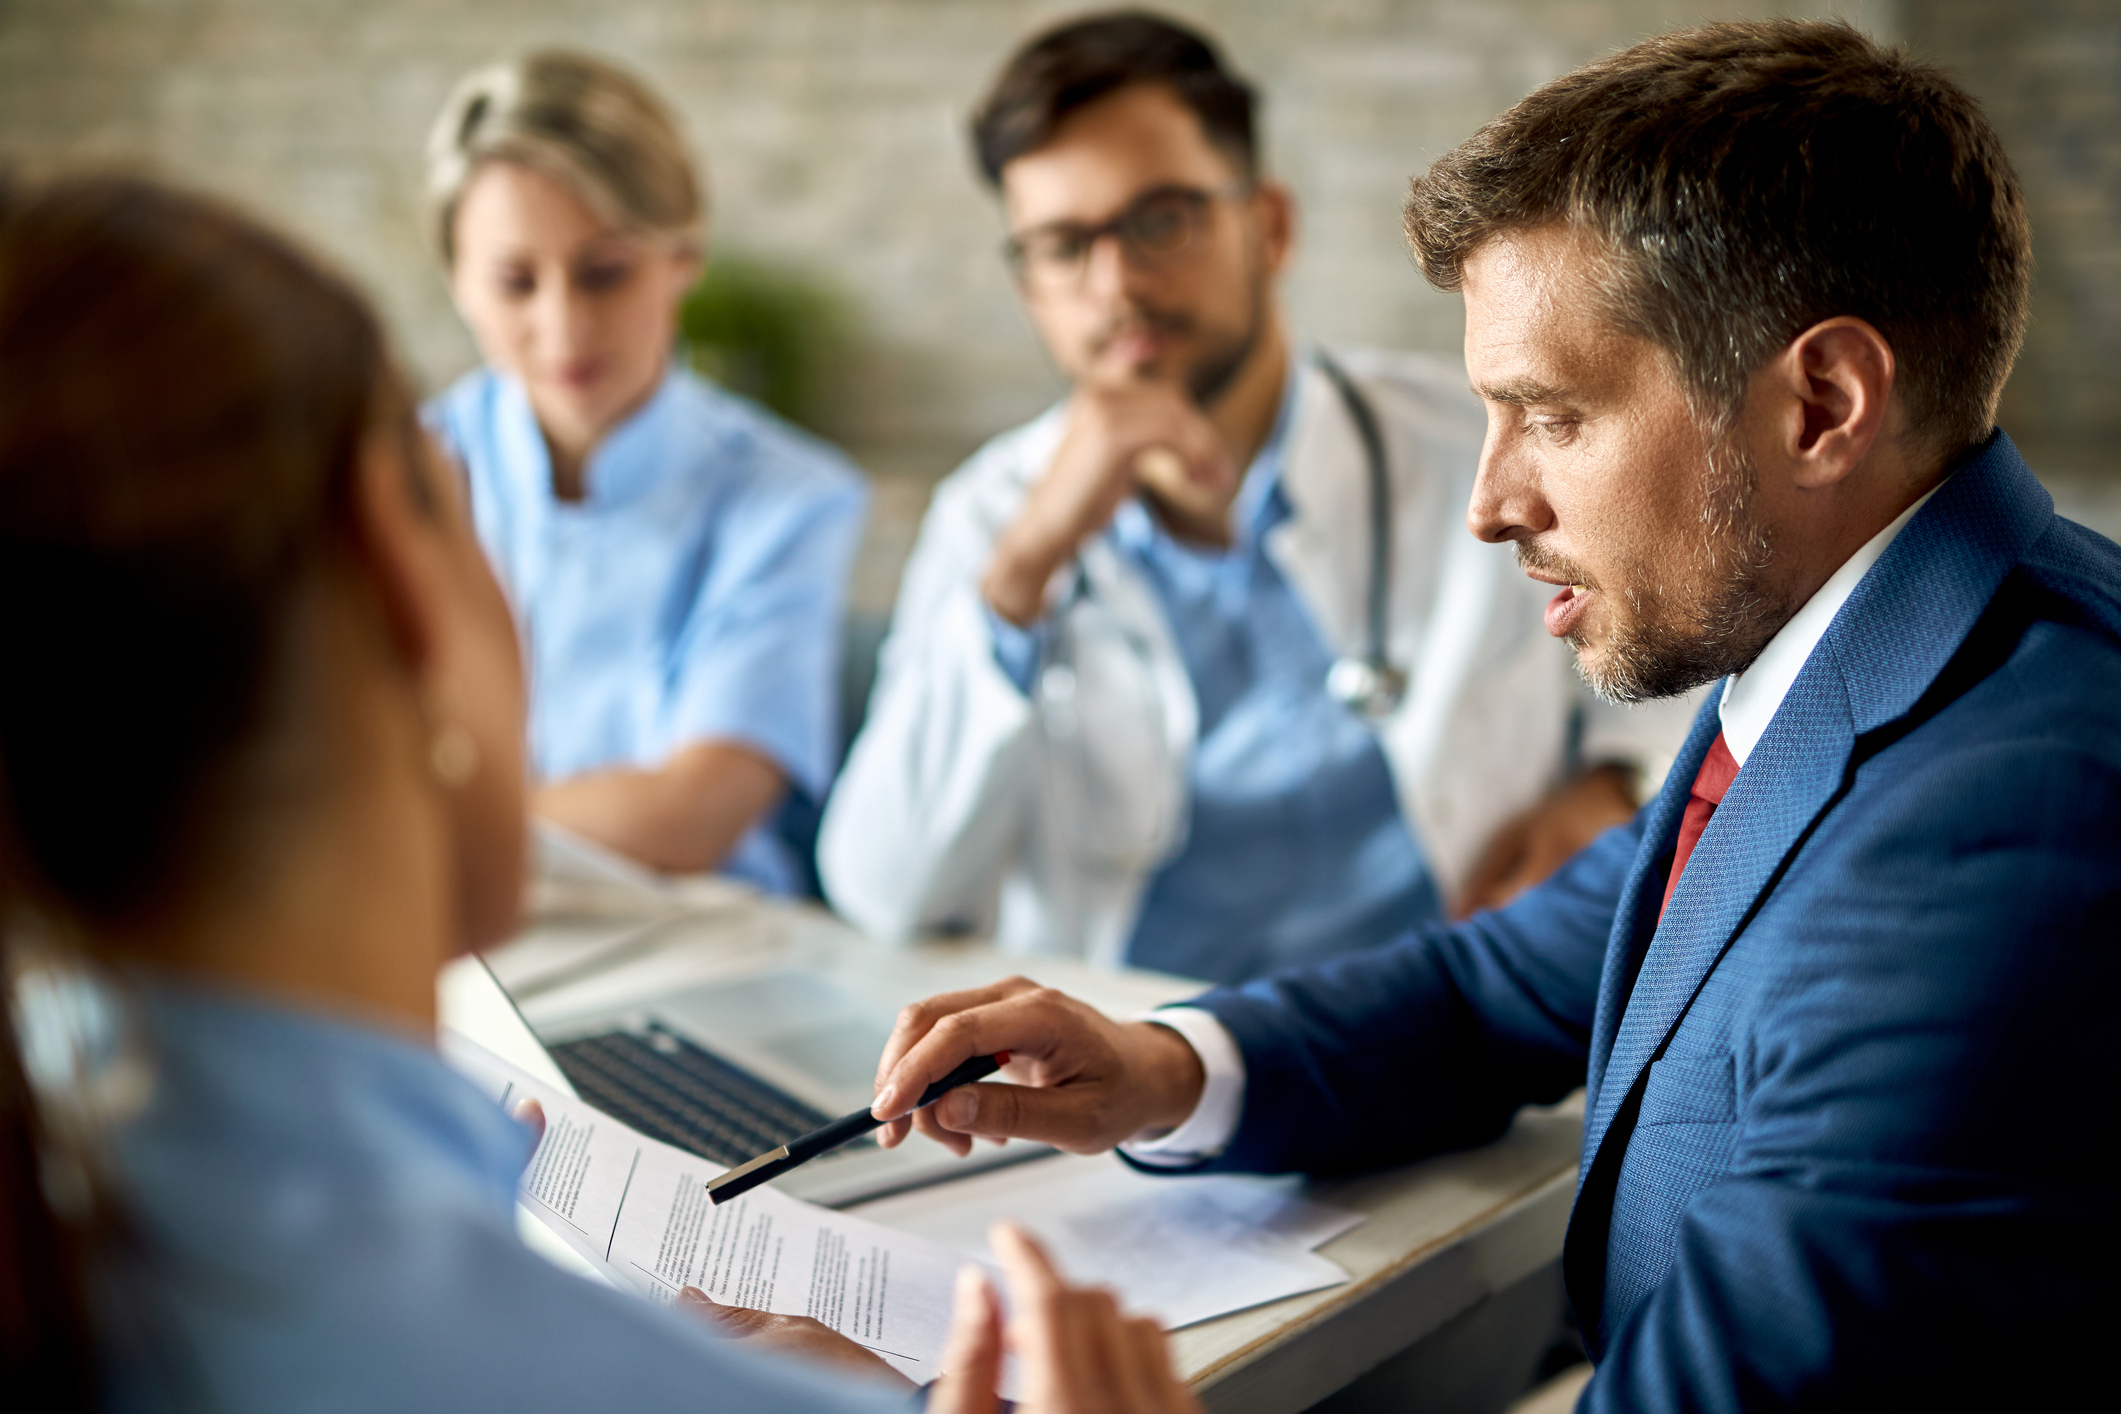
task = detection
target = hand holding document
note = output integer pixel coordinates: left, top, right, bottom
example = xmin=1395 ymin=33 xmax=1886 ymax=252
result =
xmin=445 ymin=1033 xmax=964 ymax=1383
xmin=445 ymin=1026 xmax=1355 ymax=1400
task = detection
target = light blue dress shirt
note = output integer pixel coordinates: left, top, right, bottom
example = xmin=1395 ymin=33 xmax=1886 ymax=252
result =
xmin=98 ymin=981 xmax=906 ymax=1414
xmin=429 ymin=366 xmax=868 ymax=894
xmin=989 ymin=367 xmax=1441 ymax=984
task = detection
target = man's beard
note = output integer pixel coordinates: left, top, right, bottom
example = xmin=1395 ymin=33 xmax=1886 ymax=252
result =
xmin=1184 ymin=276 xmax=1267 ymax=407
xmin=1523 ymin=439 xmax=1793 ymax=705
xmin=1086 ymin=271 xmax=1267 ymax=409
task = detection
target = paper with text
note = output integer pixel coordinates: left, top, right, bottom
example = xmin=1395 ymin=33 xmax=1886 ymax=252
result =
xmin=853 ymin=1151 xmax=1357 ymax=1331
xmin=444 ymin=1032 xmax=961 ymax=1382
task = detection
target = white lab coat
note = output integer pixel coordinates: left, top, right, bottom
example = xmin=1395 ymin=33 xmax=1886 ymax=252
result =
xmin=820 ymin=349 xmax=1697 ymax=966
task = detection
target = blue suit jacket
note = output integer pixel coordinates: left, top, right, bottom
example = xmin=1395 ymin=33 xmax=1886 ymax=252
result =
xmin=1169 ymin=435 xmax=2121 ymax=1405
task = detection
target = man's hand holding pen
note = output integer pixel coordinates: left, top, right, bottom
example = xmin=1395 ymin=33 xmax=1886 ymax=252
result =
xmin=870 ymin=976 xmax=1206 ymax=1156
xmin=698 ymin=976 xmax=1214 ymax=1411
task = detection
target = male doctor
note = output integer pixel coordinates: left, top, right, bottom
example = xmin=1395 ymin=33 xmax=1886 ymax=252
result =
xmin=820 ymin=12 xmax=1692 ymax=981
xmin=859 ymin=20 xmax=2121 ymax=1407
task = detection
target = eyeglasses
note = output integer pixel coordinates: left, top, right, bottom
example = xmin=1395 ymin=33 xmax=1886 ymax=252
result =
xmin=1003 ymin=183 xmax=1250 ymax=292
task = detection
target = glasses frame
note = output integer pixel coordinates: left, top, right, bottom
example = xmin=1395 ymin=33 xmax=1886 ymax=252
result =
xmin=1002 ymin=181 xmax=1254 ymax=292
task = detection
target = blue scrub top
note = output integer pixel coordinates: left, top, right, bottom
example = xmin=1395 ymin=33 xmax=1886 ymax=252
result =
xmin=97 ymin=980 xmax=905 ymax=1414
xmin=429 ymin=366 xmax=868 ymax=895
xmin=990 ymin=362 xmax=1442 ymax=983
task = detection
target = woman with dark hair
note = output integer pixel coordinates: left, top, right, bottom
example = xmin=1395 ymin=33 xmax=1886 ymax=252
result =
xmin=0 ymin=174 xmax=1191 ymax=1414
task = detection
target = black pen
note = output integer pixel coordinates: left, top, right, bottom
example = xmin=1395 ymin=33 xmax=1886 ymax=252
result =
xmin=704 ymin=1052 xmax=1010 ymax=1204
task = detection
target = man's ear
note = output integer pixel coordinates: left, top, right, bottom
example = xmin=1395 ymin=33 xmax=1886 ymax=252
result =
xmin=349 ymin=427 xmax=450 ymax=677
xmin=1252 ymin=180 xmax=1297 ymax=277
xmin=1769 ymin=316 xmax=1896 ymax=490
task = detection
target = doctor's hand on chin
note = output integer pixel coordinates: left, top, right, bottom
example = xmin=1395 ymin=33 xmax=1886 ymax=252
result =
xmin=682 ymin=1223 xmax=1198 ymax=1414
xmin=981 ymin=371 xmax=1236 ymax=628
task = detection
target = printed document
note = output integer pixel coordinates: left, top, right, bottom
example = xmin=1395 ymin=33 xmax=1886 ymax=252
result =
xmin=444 ymin=1033 xmax=962 ymax=1382
xmin=854 ymin=1151 xmax=1359 ymax=1330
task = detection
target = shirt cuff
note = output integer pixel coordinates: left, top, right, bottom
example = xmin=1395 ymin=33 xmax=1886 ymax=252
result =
xmin=982 ymin=603 xmax=1047 ymax=697
xmin=1119 ymin=1007 xmax=1247 ymax=1165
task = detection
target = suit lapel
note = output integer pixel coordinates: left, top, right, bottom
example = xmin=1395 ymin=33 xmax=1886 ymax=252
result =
xmin=1580 ymin=700 xmax=1718 ymax=1138
xmin=1582 ymin=672 xmax=1856 ymax=1162
xmin=1572 ymin=432 xmax=2058 ymax=1219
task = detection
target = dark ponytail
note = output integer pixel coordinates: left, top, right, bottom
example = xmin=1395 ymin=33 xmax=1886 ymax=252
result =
xmin=0 ymin=174 xmax=397 ymax=1404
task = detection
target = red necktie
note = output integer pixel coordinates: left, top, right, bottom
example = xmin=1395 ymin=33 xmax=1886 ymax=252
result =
xmin=1660 ymin=732 xmax=1741 ymax=919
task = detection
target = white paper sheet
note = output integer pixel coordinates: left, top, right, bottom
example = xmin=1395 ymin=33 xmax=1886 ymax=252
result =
xmin=530 ymin=820 xmax=758 ymax=922
xmin=443 ymin=1033 xmax=964 ymax=1383
xmin=1155 ymin=1172 xmax=1367 ymax=1252
xmin=853 ymin=1152 xmax=1359 ymax=1331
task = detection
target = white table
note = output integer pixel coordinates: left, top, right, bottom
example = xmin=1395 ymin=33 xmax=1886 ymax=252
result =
xmin=482 ymin=891 xmax=1582 ymax=1414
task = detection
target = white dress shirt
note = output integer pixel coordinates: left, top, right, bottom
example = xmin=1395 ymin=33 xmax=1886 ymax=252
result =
xmin=1126 ymin=483 xmax=1942 ymax=1164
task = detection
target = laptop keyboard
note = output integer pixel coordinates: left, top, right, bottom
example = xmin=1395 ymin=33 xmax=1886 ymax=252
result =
xmin=547 ymin=1021 xmax=870 ymax=1167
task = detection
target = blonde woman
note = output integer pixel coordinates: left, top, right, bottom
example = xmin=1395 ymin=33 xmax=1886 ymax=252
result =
xmin=425 ymin=51 xmax=865 ymax=890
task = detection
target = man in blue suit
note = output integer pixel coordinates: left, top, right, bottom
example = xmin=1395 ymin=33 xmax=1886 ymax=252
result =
xmin=859 ymin=18 xmax=2121 ymax=1407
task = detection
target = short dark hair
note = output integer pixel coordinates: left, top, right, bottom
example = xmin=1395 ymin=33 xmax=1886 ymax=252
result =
xmin=971 ymin=9 xmax=1258 ymax=188
xmin=1405 ymin=20 xmax=2031 ymax=462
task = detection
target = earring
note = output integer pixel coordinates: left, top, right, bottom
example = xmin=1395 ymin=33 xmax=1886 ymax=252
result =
xmin=430 ymin=723 xmax=479 ymax=788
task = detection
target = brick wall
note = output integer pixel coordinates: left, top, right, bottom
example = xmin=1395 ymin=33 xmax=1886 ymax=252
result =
xmin=1903 ymin=0 xmax=2121 ymax=478
xmin=5 ymin=1 xmax=2115 ymax=599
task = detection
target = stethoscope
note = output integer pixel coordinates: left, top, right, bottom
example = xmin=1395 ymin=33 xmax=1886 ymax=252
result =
xmin=1313 ymin=352 xmax=1408 ymax=719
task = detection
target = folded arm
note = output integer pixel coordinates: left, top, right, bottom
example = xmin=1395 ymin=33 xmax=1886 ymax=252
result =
xmin=535 ymin=741 xmax=784 ymax=876
xmin=543 ymin=468 xmax=863 ymax=878
xmin=1452 ymin=763 xmax=1637 ymax=918
xmin=1454 ymin=686 xmax=1703 ymax=917
xmin=1182 ymin=813 xmax=1633 ymax=1174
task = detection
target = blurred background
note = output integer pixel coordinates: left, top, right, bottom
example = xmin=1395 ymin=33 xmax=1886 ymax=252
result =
xmin=4 ymin=0 xmax=2117 ymax=615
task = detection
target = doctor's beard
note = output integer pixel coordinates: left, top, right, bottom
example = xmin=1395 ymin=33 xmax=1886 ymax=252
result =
xmin=1527 ymin=439 xmax=1792 ymax=705
xmin=1085 ymin=273 xmax=1269 ymax=409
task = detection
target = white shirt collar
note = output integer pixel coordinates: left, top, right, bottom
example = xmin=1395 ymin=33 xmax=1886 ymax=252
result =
xmin=1718 ymin=484 xmax=1942 ymax=766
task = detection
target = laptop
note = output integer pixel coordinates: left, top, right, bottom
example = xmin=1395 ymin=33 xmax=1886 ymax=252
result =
xmin=442 ymin=827 xmax=1060 ymax=1209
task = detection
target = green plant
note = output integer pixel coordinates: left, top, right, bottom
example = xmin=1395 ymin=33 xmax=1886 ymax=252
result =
xmin=678 ymin=254 xmax=846 ymax=435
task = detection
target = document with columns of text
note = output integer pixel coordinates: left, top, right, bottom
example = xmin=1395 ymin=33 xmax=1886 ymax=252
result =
xmin=443 ymin=1033 xmax=963 ymax=1384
